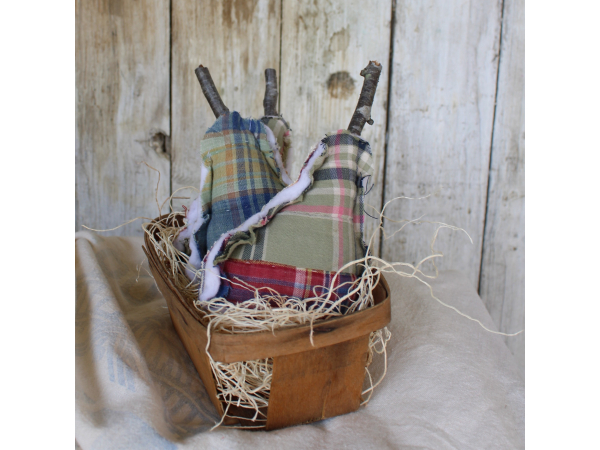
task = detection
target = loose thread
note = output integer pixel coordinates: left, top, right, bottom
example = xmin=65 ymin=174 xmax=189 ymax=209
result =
xmin=361 ymin=327 xmax=391 ymax=406
xmin=138 ymin=161 xmax=162 ymax=217
xmin=82 ymin=216 xmax=155 ymax=232
xmin=161 ymin=185 xmax=199 ymax=213
xmin=135 ymin=258 xmax=145 ymax=283
xmin=81 ymin=166 xmax=198 ymax=234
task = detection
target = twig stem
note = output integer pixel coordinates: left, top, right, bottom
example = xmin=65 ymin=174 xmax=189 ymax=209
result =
xmin=347 ymin=61 xmax=383 ymax=136
xmin=263 ymin=68 xmax=279 ymax=116
xmin=195 ymin=65 xmax=229 ymax=118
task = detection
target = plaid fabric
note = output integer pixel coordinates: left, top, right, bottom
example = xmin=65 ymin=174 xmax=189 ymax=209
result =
xmin=193 ymin=112 xmax=286 ymax=256
xmin=219 ymin=258 xmax=357 ymax=310
xmin=261 ymin=116 xmax=292 ymax=166
xmin=217 ymin=130 xmax=373 ymax=276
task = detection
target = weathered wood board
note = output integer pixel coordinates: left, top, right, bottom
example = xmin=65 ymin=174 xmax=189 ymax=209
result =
xmin=382 ymin=0 xmax=503 ymax=288
xmin=280 ymin=0 xmax=392 ymax=256
xmin=479 ymin=0 xmax=525 ymax=373
xmin=75 ymin=0 xmax=171 ymax=236
xmin=170 ymin=0 xmax=282 ymax=212
xmin=267 ymin=334 xmax=370 ymax=430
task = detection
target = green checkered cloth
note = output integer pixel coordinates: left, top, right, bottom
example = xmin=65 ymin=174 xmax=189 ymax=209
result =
xmin=217 ymin=130 xmax=373 ymax=276
xmin=194 ymin=112 xmax=286 ymax=255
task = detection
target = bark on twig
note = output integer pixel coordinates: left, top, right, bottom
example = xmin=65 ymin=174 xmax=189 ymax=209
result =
xmin=195 ymin=65 xmax=229 ymax=118
xmin=347 ymin=61 xmax=383 ymax=136
xmin=263 ymin=68 xmax=279 ymax=116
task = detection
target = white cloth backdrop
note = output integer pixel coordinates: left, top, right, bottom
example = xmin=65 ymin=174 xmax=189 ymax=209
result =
xmin=75 ymin=232 xmax=524 ymax=449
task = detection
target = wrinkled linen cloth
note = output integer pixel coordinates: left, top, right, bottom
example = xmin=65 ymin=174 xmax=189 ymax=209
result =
xmin=76 ymin=231 xmax=524 ymax=450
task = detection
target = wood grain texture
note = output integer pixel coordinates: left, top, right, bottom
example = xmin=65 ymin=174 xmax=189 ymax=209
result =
xmin=266 ymin=334 xmax=370 ymax=430
xmin=75 ymin=0 xmax=171 ymax=236
xmin=170 ymin=0 xmax=281 ymax=211
xmin=383 ymin=0 xmax=503 ymax=287
xmin=479 ymin=0 xmax=525 ymax=374
xmin=279 ymin=0 xmax=392 ymax=255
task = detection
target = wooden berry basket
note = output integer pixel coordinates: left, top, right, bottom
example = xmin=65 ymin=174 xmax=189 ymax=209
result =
xmin=142 ymin=216 xmax=391 ymax=430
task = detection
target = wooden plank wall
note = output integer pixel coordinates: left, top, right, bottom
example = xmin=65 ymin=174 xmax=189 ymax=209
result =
xmin=75 ymin=0 xmax=171 ymax=236
xmin=479 ymin=0 xmax=525 ymax=372
xmin=384 ymin=0 xmax=502 ymax=287
xmin=75 ymin=0 xmax=525 ymax=372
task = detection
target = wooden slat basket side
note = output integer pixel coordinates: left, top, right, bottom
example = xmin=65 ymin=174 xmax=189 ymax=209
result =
xmin=143 ymin=216 xmax=391 ymax=429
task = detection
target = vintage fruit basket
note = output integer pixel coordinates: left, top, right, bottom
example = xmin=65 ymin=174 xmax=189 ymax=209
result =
xmin=143 ymin=214 xmax=391 ymax=430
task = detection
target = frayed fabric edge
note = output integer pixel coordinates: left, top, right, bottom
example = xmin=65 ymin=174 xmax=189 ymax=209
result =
xmin=199 ymin=142 xmax=326 ymax=302
xmin=174 ymin=163 xmax=209 ymax=280
xmin=263 ymin=124 xmax=293 ymax=185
